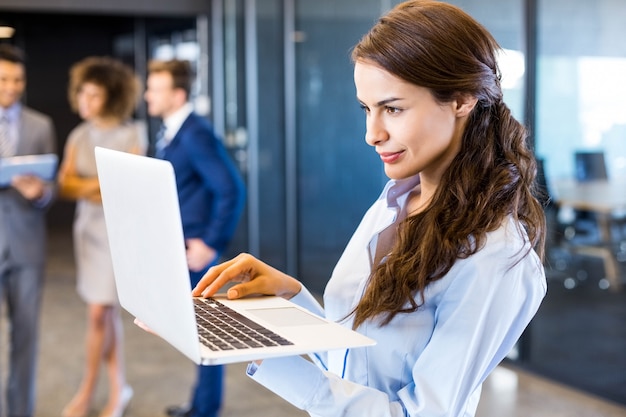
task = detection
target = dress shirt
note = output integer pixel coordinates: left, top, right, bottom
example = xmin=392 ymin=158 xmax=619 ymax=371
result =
xmin=247 ymin=174 xmax=547 ymax=417
xmin=161 ymin=102 xmax=193 ymax=144
xmin=0 ymin=104 xmax=20 ymax=156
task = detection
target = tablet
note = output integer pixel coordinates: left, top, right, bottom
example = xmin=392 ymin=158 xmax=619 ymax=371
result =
xmin=0 ymin=154 xmax=58 ymax=186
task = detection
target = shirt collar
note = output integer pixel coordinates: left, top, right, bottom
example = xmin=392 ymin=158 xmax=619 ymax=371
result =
xmin=382 ymin=174 xmax=421 ymax=210
xmin=162 ymin=102 xmax=193 ymax=140
xmin=0 ymin=103 xmax=21 ymax=122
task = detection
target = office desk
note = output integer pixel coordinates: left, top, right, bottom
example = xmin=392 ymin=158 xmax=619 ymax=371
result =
xmin=552 ymin=178 xmax=626 ymax=291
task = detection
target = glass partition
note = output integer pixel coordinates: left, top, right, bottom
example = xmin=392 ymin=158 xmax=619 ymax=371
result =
xmin=449 ymin=0 xmax=526 ymax=120
xmin=531 ymin=0 xmax=626 ymax=404
xmin=535 ymin=0 xmax=626 ymax=181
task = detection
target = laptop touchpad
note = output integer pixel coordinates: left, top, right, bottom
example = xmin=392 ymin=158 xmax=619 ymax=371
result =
xmin=248 ymin=307 xmax=326 ymax=327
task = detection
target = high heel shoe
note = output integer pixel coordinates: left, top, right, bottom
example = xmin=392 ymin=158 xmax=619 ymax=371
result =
xmin=98 ymin=385 xmax=133 ymax=417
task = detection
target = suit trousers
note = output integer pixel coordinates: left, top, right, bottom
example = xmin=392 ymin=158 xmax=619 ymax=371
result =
xmin=191 ymin=365 xmax=224 ymax=417
xmin=0 ymin=258 xmax=44 ymax=417
xmin=188 ymin=269 xmax=223 ymax=417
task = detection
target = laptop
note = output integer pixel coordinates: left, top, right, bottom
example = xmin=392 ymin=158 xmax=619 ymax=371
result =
xmin=94 ymin=146 xmax=375 ymax=365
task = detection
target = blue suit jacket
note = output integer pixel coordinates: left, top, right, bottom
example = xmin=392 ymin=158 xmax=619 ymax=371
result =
xmin=160 ymin=112 xmax=245 ymax=258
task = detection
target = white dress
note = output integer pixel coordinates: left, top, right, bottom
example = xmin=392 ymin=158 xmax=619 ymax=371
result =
xmin=67 ymin=121 xmax=146 ymax=304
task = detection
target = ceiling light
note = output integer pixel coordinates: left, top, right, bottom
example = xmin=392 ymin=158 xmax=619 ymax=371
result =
xmin=0 ymin=26 xmax=15 ymax=39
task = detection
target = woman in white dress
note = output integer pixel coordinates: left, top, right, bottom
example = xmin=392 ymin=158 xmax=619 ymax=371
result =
xmin=58 ymin=56 xmax=146 ymax=417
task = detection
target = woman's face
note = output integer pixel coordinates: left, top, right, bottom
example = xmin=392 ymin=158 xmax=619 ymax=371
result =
xmin=354 ymin=61 xmax=469 ymax=184
xmin=76 ymin=81 xmax=107 ymax=121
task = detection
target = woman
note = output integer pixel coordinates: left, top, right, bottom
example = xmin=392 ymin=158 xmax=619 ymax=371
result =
xmin=191 ymin=1 xmax=547 ymax=416
xmin=59 ymin=56 xmax=146 ymax=417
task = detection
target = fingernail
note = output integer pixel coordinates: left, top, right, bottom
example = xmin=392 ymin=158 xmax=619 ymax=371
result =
xmin=228 ymin=288 xmax=238 ymax=298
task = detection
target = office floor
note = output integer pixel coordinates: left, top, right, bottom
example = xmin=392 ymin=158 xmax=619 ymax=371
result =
xmin=2 ymin=229 xmax=626 ymax=417
xmin=525 ymin=259 xmax=626 ymax=405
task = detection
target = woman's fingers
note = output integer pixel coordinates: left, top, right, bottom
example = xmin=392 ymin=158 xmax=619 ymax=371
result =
xmin=224 ymin=262 xmax=302 ymax=300
xmin=191 ymin=253 xmax=302 ymax=300
xmin=192 ymin=253 xmax=258 ymax=297
xmin=226 ymin=275 xmax=275 ymax=299
xmin=134 ymin=318 xmax=157 ymax=335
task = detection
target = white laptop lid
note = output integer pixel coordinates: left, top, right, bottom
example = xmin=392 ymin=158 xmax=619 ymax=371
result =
xmin=95 ymin=147 xmax=375 ymax=365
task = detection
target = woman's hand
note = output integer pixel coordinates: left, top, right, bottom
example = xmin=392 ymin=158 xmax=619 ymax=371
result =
xmin=192 ymin=253 xmax=302 ymax=300
xmin=134 ymin=318 xmax=157 ymax=335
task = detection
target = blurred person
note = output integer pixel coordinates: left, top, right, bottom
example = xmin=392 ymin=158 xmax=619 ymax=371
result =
xmin=144 ymin=59 xmax=245 ymax=417
xmin=58 ymin=56 xmax=146 ymax=417
xmin=191 ymin=1 xmax=547 ymax=416
xmin=0 ymin=43 xmax=57 ymax=417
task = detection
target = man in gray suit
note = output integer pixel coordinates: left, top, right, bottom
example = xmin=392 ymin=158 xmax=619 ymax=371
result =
xmin=0 ymin=44 xmax=56 ymax=417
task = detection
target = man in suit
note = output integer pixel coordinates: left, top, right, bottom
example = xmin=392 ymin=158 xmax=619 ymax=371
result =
xmin=144 ymin=59 xmax=245 ymax=417
xmin=0 ymin=44 xmax=57 ymax=417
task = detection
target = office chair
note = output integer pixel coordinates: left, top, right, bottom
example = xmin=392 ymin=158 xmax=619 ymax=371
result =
xmin=571 ymin=151 xmax=625 ymax=245
xmin=555 ymin=151 xmax=625 ymax=289
xmin=563 ymin=151 xmax=608 ymax=243
xmin=574 ymin=151 xmax=608 ymax=182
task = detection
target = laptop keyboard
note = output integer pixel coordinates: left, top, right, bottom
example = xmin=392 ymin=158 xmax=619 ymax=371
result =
xmin=193 ymin=298 xmax=294 ymax=351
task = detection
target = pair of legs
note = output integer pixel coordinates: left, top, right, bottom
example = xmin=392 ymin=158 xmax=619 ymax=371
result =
xmin=0 ymin=262 xmax=43 ymax=417
xmin=62 ymin=303 xmax=131 ymax=417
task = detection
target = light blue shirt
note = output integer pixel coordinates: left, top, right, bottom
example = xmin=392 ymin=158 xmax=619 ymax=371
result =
xmin=0 ymin=103 xmax=21 ymax=156
xmin=248 ymin=175 xmax=547 ymax=417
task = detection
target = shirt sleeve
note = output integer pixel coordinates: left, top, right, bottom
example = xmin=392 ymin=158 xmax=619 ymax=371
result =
xmin=249 ymin=355 xmax=405 ymax=416
xmin=31 ymin=186 xmax=55 ymax=208
xmin=248 ymin=237 xmax=546 ymax=417
xmin=287 ymin=285 xmax=325 ymax=316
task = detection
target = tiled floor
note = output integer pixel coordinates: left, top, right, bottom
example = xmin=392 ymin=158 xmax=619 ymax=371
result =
xmin=3 ymin=229 xmax=625 ymax=417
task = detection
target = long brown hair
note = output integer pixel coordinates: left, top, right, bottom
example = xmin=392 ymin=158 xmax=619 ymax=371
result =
xmin=350 ymin=0 xmax=545 ymax=328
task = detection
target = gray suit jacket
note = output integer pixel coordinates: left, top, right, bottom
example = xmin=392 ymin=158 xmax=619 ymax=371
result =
xmin=0 ymin=106 xmax=56 ymax=266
